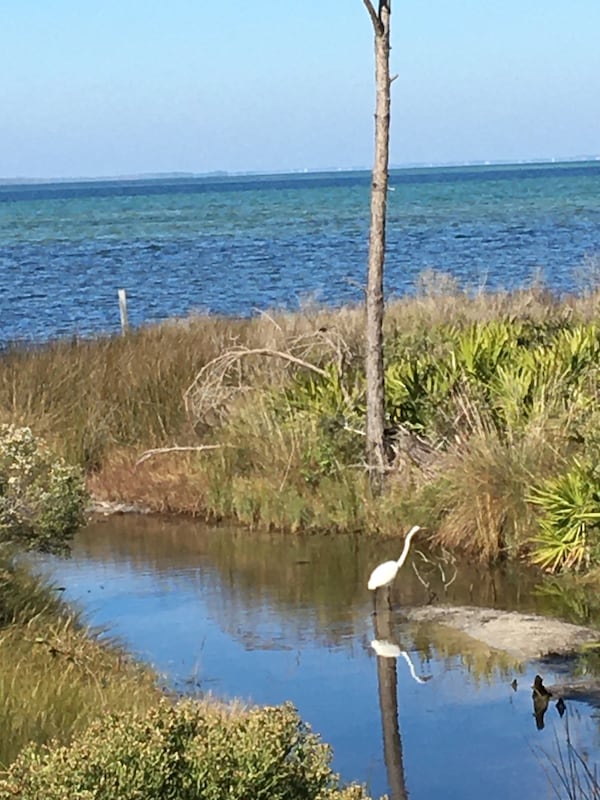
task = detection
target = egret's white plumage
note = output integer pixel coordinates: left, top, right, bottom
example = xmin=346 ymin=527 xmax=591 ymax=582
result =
xmin=367 ymin=525 xmax=420 ymax=591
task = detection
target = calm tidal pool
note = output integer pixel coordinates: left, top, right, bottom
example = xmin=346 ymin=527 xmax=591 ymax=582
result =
xmin=33 ymin=516 xmax=600 ymax=799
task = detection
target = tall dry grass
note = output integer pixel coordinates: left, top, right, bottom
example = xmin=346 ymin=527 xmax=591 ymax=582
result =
xmin=2 ymin=281 xmax=596 ymax=463
xmin=0 ymin=305 xmax=366 ymax=469
xmin=4 ymin=277 xmax=600 ymax=562
xmin=433 ymin=420 xmax=561 ymax=561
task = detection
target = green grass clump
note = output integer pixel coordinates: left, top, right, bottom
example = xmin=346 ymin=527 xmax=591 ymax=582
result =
xmin=0 ymin=699 xmax=373 ymax=800
xmin=0 ymin=552 xmax=65 ymax=628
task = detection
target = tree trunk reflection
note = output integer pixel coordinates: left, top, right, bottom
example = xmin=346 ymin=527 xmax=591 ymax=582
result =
xmin=374 ymin=610 xmax=409 ymax=800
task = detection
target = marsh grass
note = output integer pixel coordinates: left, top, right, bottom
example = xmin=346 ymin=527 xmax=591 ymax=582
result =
xmin=429 ymin=390 xmax=570 ymax=560
xmin=0 ymin=551 xmax=159 ymax=768
xmin=0 ymin=554 xmax=64 ymax=627
xmin=539 ymin=712 xmax=600 ymax=800
xmin=0 ymin=307 xmax=365 ymax=468
xmin=1 ymin=280 xmax=584 ymax=463
xmin=5 ymin=277 xmax=600 ymax=568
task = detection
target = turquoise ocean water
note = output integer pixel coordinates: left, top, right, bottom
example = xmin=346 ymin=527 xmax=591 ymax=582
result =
xmin=1 ymin=161 xmax=600 ymax=342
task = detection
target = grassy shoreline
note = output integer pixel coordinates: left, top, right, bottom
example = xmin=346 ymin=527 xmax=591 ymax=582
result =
xmin=4 ymin=276 xmax=600 ymax=793
xmin=0 ymin=555 xmax=372 ymax=799
xmin=0 ymin=551 xmax=161 ymax=768
xmin=4 ymin=276 xmax=600 ymax=573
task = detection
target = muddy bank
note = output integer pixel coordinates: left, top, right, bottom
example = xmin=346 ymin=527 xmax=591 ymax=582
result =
xmin=403 ymin=605 xmax=599 ymax=662
xmin=88 ymin=499 xmax=152 ymax=516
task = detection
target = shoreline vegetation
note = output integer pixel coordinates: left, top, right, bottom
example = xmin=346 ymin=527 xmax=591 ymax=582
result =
xmin=3 ymin=273 xmax=600 ymax=794
xmin=4 ymin=272 xmax=600 ymax=574
xmin=0 ymin=556 xmax=370 ymax=799
xmin=0 ymin=430 xmax=370 ymax=796
xmin=0 ymin=553 xmax=160 ymax=768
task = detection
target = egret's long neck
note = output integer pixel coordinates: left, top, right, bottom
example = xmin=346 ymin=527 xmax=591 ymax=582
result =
xmin=396 ymin=526 xmax=418 ymax=568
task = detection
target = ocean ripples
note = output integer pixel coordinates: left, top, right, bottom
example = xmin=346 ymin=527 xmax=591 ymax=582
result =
xmin=2 ymin=164 xmax=600 ymax=341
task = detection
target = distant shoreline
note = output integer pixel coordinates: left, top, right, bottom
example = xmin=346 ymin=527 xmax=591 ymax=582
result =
xmin=2 ymin=156 xmax=599 ymax=187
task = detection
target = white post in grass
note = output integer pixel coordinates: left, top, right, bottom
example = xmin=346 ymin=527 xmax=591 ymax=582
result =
xmin=118 ymin=288 xmax=129 ymax=335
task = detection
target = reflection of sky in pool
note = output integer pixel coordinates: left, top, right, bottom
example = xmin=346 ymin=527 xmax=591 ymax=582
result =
xmin=33 ymin=517 xmax=600 ymax=800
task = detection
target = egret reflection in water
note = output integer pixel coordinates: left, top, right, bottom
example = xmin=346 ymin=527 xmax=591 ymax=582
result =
xmin=370 ymin=640 xmax=432 ymax=685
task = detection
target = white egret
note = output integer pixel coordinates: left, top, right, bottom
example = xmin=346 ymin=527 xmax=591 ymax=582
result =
xmin=368 ymin=525 xmax=420 ymax=592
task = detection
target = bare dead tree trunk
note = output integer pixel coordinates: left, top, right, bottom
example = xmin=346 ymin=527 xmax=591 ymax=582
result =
xmin=363 ymin=0 xmax=392 ymax=492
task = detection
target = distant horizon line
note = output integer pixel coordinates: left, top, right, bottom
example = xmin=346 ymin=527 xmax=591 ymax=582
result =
xmin=2 ymin=155 xmax=599 ymax=186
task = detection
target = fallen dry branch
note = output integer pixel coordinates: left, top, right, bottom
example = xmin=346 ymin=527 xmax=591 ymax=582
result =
xmin=184 ymin=330 xmax=355 ymax=429
xmin=220 ymin=347 xmax=329 ymax=376
xmin=135 ymin=444 xmax=226 ymax=468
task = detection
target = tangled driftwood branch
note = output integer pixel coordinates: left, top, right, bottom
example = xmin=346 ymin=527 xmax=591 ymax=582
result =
xmin=184 ymin=328 xmax=356 ymax=430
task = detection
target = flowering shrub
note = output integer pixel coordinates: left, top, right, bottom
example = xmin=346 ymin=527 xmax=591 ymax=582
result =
xmin=0 ymin=424 xmax=87 ymax=553
xmin=0 ymin=699 xmax=372 ymax=800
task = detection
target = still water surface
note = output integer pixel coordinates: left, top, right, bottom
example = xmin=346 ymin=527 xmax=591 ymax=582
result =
xmin=34 ymin=515 xmax=600 ymax=799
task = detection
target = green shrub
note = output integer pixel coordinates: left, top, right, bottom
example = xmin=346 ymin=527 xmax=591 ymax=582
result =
xmin=282 ymin=365 xmax=365 ymax=483
xmin=383 ymin=319 xmax=600 ymax=441
xmin=0 ymin=699 xmax=373 ymax=800
xmin=0 ymin=424 xmax=87 ymax=554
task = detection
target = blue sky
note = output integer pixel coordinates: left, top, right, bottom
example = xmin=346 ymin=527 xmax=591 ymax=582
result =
xmin=2 ymin=0 xmax=599 ymax=179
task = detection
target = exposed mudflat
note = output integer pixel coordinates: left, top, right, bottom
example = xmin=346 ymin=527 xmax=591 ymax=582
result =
xmin=403 ymin=605 xmax=599 ymax=662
